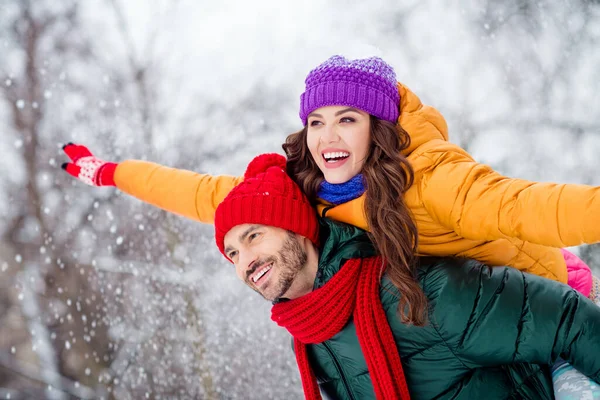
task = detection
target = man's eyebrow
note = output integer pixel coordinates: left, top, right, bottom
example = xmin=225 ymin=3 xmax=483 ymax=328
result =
xmin=239 ymin=225 xmax=261 ymax=242
xmin=224 ymin=225 xmax=261 ymax=255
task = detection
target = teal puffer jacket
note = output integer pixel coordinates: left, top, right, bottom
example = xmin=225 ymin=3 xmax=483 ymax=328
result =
xmin=306 ymin=219 xmax=600 ymax=399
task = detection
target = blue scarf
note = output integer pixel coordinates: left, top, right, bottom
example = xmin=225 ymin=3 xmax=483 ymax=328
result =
xmin=317 ymin=174 xmax=366 ymax=205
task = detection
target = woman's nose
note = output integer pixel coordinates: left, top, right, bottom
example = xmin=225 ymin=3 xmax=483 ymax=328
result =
xmin=320 ymin=125 xmax=339 ymax=143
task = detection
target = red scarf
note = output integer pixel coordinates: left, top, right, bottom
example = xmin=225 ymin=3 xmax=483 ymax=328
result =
xmin=271 ymin=256 xmax=411 ymax=400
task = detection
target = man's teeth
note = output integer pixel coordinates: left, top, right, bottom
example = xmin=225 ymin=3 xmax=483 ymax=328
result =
xmin=323 ymin=152 xmax=350 ymax=161
xmin=252 ymin=264 xmax=272 ymax=283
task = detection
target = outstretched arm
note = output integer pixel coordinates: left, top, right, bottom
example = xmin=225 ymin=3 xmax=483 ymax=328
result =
xmin=61 ymin=143 xmax=243 ymax=224
xmin=114 ymin=159 xmax=242 ymax=223
xmin=420 ymin=144 xmax=600 ymax=248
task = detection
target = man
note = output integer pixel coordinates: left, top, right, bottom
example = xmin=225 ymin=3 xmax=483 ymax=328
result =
xmin=213 ymin=153 xmax=600 ymax=400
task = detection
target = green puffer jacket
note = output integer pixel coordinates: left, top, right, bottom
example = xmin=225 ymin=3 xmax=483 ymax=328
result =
xmin=306 ymin=219 xmax=600 ymax=399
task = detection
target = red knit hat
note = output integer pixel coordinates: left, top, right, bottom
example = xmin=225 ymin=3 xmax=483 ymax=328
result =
xmin=214 ymin=153 xmax=319 ymax=259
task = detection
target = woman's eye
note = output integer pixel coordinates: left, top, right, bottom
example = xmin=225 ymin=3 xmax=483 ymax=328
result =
xmin=340 ymin=117 xmax=355 ymax=123
xmin=309 ymin=120 xmax=322 ymax=126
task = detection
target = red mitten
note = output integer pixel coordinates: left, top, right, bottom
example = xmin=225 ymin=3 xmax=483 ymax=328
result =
xmin=61 ymin=143 xmax=118 ymax=186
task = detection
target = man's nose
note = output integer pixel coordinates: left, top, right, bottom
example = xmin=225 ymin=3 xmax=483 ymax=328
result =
xmin=237 ymin=250 xmax=255 ymax=279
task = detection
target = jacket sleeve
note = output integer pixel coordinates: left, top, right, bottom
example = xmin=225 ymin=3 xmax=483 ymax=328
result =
xmin=419 ymin=145 xmax=600 ymax=248
xmin=114 ymin=160 xmax=244 ymax=223
xmin=426 ymin=259 xmax=600 ymax=383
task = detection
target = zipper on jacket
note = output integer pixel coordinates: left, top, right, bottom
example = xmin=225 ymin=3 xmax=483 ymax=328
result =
xmin=322 ymin=341 xmax=356 ymax=400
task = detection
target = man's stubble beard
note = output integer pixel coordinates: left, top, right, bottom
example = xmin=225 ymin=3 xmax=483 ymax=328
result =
xmin=246 ymin=232 xmax=308 ymax=302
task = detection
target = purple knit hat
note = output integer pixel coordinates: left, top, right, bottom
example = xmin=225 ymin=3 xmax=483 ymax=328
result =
xmin=299 ymin=55 xmax=400 ymax=125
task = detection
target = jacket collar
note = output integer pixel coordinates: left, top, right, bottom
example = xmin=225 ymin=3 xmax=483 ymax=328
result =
xmin=313 ymin=218 xmax=377 ymax=289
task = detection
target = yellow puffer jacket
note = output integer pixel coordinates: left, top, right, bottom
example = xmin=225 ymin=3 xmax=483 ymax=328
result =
xmin=114 ymin=83 xmax=600 ymax=283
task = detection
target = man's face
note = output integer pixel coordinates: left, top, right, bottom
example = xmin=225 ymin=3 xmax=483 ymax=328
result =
xmin=223 ymin=224 xmax=309 ymax=302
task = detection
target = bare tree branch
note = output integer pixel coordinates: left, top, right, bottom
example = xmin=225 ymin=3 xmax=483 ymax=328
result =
xmin=0 ymin=352 xmax=99 ymax=399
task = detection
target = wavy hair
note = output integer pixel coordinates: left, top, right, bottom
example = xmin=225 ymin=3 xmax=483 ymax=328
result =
xmin=282 ymin=117 xmax=427 ymax=326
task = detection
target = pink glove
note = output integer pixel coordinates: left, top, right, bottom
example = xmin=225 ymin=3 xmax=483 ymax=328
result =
xmin=61 ymin=143 xmax=118 ymax=186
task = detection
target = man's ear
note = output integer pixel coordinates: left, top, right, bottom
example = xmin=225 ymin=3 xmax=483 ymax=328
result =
xmin=299 ymin=233 xmax=318 ymax=251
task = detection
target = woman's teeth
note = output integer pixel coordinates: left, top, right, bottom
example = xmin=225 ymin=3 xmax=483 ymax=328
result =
xmin=323 ymin=152 xmax=350 ymax=162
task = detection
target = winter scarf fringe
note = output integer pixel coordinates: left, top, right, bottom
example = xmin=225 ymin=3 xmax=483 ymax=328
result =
xmin=271 ymin=256 xmax=411 ymax=400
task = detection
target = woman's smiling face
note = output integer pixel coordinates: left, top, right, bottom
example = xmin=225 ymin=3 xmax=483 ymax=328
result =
xmin=306 ymin=106 xmax=371 ymax=184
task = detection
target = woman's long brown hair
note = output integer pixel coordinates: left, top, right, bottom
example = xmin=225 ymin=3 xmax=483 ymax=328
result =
xmin=282 ymin=117 xmax=427 ymax=326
